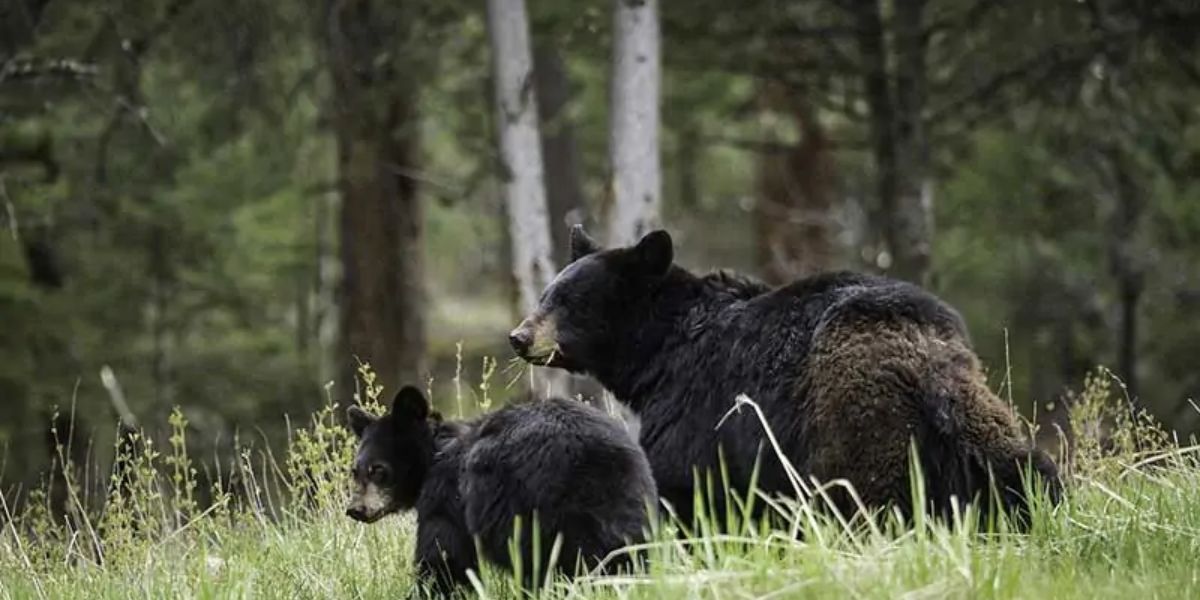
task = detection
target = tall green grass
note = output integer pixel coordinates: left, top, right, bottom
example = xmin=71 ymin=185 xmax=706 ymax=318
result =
xmin=2 ymin=366 xmax=1197 ymax=599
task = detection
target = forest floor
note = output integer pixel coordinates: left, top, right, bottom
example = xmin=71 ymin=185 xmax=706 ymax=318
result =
xmin=1 ymin=371 xmax=1198 ymax=599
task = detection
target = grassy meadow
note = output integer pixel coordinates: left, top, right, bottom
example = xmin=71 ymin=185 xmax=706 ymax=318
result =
xmin=2 ymin=368 xmax=1198 ymax=600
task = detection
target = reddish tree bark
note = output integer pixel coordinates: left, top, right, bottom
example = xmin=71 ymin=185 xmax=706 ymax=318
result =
xmin=756 ymin=86 xmax=838 ymax=283
xmin=326 ymin=0 xmax=427 ymax=393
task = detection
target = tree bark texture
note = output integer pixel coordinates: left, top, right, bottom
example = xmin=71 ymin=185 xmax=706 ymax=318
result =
xmin=534 ymin=44 xmax=588 ymax=267
xmin=326 ymin=0 xmax=427 ymax=394
xmin=855 ymin=0 xmax=933 ymax=286
xmin=1107 ymin=149 xmax=1143 ymax=403
xmin=606 ymin=0 xmax=662 ymax=247
xmin=488 ymin=0 xmax=571 ymax=398
xmin=756 ymin=85 xmax=838 ymax=284
xmin=487 ymin=0 xmax=557 ymax=316
xmin=892 ymin=0 xmax=934 ymax=286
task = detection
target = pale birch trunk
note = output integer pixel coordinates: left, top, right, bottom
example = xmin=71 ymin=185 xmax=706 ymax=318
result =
xmin=487 ymin=0 xmax=565 ymax=397
xmin=535 ymin=43 xmax=607 ymax=404
xmin=606 ymin=0 xmax=661 ymax=247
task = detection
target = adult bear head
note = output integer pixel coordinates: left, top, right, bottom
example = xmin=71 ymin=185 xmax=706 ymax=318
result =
xmin=508 ymin=225 xmax=675 ymax=376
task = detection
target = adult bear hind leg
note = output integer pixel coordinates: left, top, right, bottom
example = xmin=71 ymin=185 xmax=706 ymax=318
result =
xmin=921 ymin=341 xmax=1064 ymax=527
xmin=802 ymin=322 xmax=928 ymax=519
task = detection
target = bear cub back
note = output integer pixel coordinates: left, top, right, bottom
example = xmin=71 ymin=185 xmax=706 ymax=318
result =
xmin=346 ymin=386 xmax=657 ymax=597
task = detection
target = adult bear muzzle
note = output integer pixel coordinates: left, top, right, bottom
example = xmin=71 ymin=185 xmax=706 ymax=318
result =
xmin=508 ymin=314 xmax=559 ymax=362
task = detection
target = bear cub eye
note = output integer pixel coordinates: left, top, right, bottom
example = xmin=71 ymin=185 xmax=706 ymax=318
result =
xmin=367 ymin=464 xmax=390 ymax=484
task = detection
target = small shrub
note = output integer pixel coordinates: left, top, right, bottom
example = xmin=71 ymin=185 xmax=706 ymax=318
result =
xmin=1067 ymin=367 xmax=1173 ymax=479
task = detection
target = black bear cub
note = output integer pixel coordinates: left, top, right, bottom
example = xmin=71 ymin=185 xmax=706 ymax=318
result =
xmin=345 ymin=386 xmax=657 ymax=597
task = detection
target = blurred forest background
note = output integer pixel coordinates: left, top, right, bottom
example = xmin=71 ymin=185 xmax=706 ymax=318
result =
xmin=1 ymin=0 xmax=1198 ymax=495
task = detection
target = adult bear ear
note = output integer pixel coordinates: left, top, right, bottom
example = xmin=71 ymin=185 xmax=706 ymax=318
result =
xmin=390 ymin=385 xmax=430 ymax=421
xmin=633 ymin=229 xmax=673 ymax=277
xmin=346 ymin=405 xmax=377 ymax=438
xmin=569 ymin=224 xmax=600 ymax=262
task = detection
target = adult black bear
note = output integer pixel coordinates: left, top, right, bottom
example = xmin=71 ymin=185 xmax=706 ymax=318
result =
xmin=509 ymin=226 xmax=1062 ymax=527
xmin=345 ymin=386 xmax=656 ymax=597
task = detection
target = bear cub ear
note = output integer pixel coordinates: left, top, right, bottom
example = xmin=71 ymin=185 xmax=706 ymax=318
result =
xmin=346 ymin=405 xmax=377 ymax=438
xmin=569 ymin=224 xmax=601 ymax=262
xmin=390 ymin=385 xmax=430 ymax=421
xmin=633 ymin=229 xmax=673 ymax=277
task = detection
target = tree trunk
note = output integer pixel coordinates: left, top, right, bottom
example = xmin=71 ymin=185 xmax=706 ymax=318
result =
xmin=1108 ymin=149 xmax=1143 ymax=404
xmin=854 ymin=1 xmax=897 ymax=272
xmin=533 ymin=44 xmax=588 ymax=266
xmin=148 ymin=223 xmax=173 ymax=412
xmin=756 ymin=84 xmax=838 ymax=284
xmin=487 ymin=0 xmax=556 ymax=315
xmin=855 ymin=0 xmax=933 ymax=286
xmin=326 ymin=0 xmax=427 ymax=395
xmin=313 ymin=187 xmax=339 ymax=388
xmin=891 ymin=0 xmax=934 ymax=286
xmin=677 ymin=123 xmax=699 ymax=210
xmin=533 ymin=43 xmax=605 ymax=402
xmin=1117 ymin=281 xmax=1141 ymax=403
xmin=487 ymin=0 xmax=568 ymax=397
xmin=606 ymin=0 xmax=661 ymax=246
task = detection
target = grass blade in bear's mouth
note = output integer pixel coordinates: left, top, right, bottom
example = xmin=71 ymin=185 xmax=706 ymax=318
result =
xmin=522 ymin=345 xmax=560 ymax=365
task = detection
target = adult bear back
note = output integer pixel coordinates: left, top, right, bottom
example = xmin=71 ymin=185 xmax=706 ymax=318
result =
xmin=510 ymin=227 xmax=1062 ymax=528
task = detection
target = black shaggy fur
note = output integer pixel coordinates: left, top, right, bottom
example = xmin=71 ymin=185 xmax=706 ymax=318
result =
xmin=346 ymin=387 xmax=657 ymax=597
xmin=510 ymin=227 xmax=1062 ymax=528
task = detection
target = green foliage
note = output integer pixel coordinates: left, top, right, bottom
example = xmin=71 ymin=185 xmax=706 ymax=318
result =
xmin=938 ymin=93 xmax=1200 ymax=424
xmin=283 ymin=400 xmax=356 ymax=514
xmin=165 ymin=407 xmax=198 ymax=523
xmin=1068 ymin=368 xmax=1175 ymax=478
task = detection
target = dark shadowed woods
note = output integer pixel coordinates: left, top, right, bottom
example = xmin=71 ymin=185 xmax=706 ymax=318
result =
xmin=2 ymin=0 xmax=1198 ymax=492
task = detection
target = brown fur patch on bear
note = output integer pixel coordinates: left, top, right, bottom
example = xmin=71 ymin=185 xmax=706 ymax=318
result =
xmin=802 ymin=319 xmax=1029 ymax=518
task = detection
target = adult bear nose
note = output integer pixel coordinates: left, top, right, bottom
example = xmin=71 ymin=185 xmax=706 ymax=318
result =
xmin=346 ymin=506 xmax=366 ymax=522
xmin=509 ymin=325 xmax=532 ymax=355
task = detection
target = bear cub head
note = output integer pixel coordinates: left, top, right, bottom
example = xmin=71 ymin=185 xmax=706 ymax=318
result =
xmin=509 ymin=225 xmax=675 ymax=375
xmin=344 ymin=386 xmax=439 ymax=523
